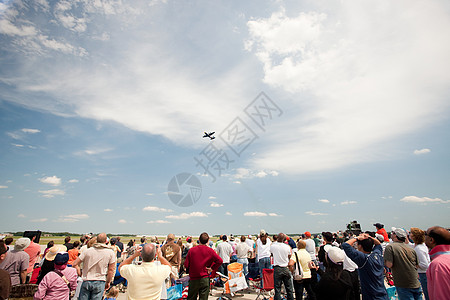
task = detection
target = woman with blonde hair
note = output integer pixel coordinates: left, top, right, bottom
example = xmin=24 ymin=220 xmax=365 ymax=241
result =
xmin=410 ymin=227 xmax=430 ymax=300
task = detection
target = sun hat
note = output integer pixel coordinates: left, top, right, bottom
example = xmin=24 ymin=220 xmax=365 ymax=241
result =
xmin=260 ymin=229 xmax=267 ymax=236
xmin=54 ymin=252 xmax=69 ymax=265
xmin=14 ymin=238 xmax=31 ymax=251
xmin=45 ymin=245 xmax=67 ymax=261
xmin=327 ymin=247 xmax=345 ymax=264
xmin=391 ymin=227 xmax=407 ymax=239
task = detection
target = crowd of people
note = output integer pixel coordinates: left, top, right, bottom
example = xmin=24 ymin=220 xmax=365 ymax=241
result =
xmin=0 ymin=224 xmax=449 ymax=300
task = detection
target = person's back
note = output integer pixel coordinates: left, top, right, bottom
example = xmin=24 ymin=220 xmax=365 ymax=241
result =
xmin=425 ymin=226 xmax=450 ymax=300
xmin=79 ymin=245 xmax=115 ymax=280
xmin=384 ymin=241 xmax=420 ymax=288
xmin=0 ymin=249 xmax=29 ymax=285
xmin=24 ymin=240 xmax=40 ymax=274
xmin=216 ymin=241 xmax=232 ymax=263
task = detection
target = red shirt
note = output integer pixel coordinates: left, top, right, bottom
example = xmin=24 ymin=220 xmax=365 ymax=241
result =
xmin=376 ymin=228 xmax=389 ymax=242
xmin=24 ymin=241 xmax=41 ymax=273
xmin=184 ymin=244 xmax=222 ymax=280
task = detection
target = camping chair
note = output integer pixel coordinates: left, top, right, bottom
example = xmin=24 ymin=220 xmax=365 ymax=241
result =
xmin=224 ymin=262 xmax=248 ymax=295
xmin=255 ymin=268 xmax=274 ymax=300
xmin=247 ymin=262 xmax=261 ymax=291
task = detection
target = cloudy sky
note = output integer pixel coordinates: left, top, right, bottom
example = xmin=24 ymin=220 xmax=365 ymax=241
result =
xmin=1 ymin=0 xmax=449 ymax=236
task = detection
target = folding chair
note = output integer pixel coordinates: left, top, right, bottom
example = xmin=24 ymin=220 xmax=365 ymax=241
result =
xmin=224 ymin=262 xmax=248 ymax=295
xmin=255 ymin=268 xmax=274 ymax=300
xmin=247 ymin=262 xmax=261 ymax=291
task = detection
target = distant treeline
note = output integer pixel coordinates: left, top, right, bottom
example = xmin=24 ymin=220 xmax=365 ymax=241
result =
xmin=11 ymin=231 xmax=136 ymax=237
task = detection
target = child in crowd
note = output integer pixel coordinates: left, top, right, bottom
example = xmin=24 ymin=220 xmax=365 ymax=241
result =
xmin=104 ymin=286 xmax=119 ymax=300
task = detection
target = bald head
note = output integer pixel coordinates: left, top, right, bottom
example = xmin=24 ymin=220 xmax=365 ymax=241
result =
xmin=167 ymin=233 xmax=175 ymax=242
xmin=426 ymin=226 xmax=450 ymax=249
xmin=141 ymin=243 xmax=156 ymax=262
xmin=97 ymin=233 xmax=107 ymax=244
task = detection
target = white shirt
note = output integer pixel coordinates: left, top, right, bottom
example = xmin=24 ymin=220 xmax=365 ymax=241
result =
xmin=216 ymin=241 xmax=233 ymax=263
xmin=236 ymin=242 xmax=251 ymax=259
xmin=257 ymin=238 xmax=272 ymax=259
xmin=414 ymin=243 xmax=430 ymax=273
xmin=270 ymin=242 xmax=292 ymax=267
xmin=305 ymin=239 xmax=316 ymax=260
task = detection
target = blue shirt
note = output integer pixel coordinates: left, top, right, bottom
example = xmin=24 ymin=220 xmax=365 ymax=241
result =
xmin=342 ymin=243 xmax=388 ymax=300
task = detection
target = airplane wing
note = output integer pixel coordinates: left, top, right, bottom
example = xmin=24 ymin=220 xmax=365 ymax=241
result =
xmin=209 ymin=132 xmax=215 ymax=135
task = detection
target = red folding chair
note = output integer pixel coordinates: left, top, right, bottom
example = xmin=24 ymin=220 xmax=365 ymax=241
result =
xmin=255 ymin=268 xmax=274 ymax=300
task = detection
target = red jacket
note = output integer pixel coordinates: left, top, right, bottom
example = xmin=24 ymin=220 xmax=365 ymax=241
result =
xmin=376 ymin=228 xmax=389 ymax=242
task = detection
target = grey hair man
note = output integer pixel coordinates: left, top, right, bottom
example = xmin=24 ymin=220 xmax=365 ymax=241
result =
xmin=119 ymin=243 xmax=172 ymax=299
xmin=72 ymin=233 xmax=116 ymax=300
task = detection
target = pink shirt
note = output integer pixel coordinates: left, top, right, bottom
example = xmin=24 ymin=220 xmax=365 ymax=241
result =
xmin=34 ymin=267 xmax=77 ymax=300
xmin=24 ymin=242 xmax=41 ymax=273
xmin=426 ymin=244 xmax=450 ymax=300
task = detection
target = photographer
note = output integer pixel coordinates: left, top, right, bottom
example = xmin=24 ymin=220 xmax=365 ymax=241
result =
xmin=342 ymin=233 xmax=388 ymax=300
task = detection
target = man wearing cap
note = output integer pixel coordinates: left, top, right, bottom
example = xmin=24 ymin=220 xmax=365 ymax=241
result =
xmin=119 ymin=243 xmax=172 ymax=300
xmin=34 ymin=252 xmax=77 ymax=300
xmin=270 ymin=233 xmax=294 ymax=300
xmin=343 ymin=233 xmax=388 ymax=300
xmin=425 ymin=226 xmax=450 ymax=300
xmin=0 ymin=240 xmax=11 ymax=299
xmin=304 ymin=232 xmax=316 ymax=262
xmin=384 ymin=227 xmax=422 ymax=300
xmin=72 ymin=233 xmax=116 ymax=300
xmin=256 ymin=229 xmax=272 ymax=281
xmin=0 ymin=237 xmax=30 ymax=285
xmin=374 ymin=223 xmax=389 ymax=242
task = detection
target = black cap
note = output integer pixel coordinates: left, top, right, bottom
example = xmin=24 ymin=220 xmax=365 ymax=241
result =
xmin=373 ymin=223 xmax=383 ymax=229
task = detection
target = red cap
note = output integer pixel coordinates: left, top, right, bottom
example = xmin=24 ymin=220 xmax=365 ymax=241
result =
xmin=304 ymin=231 xmax=311 ymax=237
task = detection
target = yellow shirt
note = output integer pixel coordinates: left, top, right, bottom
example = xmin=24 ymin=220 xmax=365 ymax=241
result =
xmin=289 ymin=249 xmax=312 ymax=279
xmin=120 ymin=262 xmax=171 ymax=300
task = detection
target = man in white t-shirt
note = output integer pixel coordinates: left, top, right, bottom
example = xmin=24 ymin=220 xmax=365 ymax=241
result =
xmin=236 ymin=236 xmax=251 ymax=276
xmin=270 ymin=233 xmax=294 ymax=300
xmin=216 ymin=235 xmax=233 ymax=276
xmin=256 ymin=229 xmax=272 ymax=282
xmin=119 ymin=243 xmax=171 ymax=300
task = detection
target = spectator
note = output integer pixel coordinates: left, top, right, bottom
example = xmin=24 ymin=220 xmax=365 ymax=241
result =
xmin=0 ymin=237 xmax=30 ymax=285
xmin=161 ymin=233 xmax=182 ymax=280
xmin=34 ymin=252 xmax=77 ymax=300
xmin=109 ymin=239 xmax=121 ymax=261
xmin=104 ymin=286 xmax=119 ymax=300
xmin=115 ymin=237 xmax=124 ymax=259
xmin=4 ymin=238 xmax=13 ymax=252
xmin=374 ymin=223 xmax=389 ymax=242
xmin=384 ymin=227 xmax=422 ymax=300
xmin=68 ymin=241 xmax=80 ymax=266
xmin=126 ymin=240 xmax=137 ymax=258
xmin=43 ymin=241 xmax=54 ymax=257
xmin=63 ymin=236 xmax=73 ymax=251
xmin=216 ymin=235 xmax=233 ymax=277
xmin=119 ymin=243 xmax=171 ymax=299
xmin=343 ymin=233 xmax=388 ymax=300
xmin=256 ymin=229 xmax=272 ymax=283
xmin=318 ymin=232 xmax=334 ymax=268
xmin=316 ymin=246 xmax=354 ymax=300
xmin=24 ymin=233 xmax=41 ymax=281
xmin=270 ymin=233 xmax=294 ymax=300
xmin=37 ymin=245 xmax=67 ymax=284
xmin=304 ymin=231 xmax=316 ymax=262
xmin=184 ymin=232 xmax=222 ymax=300
xmin=313 ymin=235 xmax=321 ymax=255
xmin=425 ymin=226 xmax=450 ymax=300
xmin=236 ymin=235 xmax=251 ymax=277
xmin=288 ymin=240 xmax=316 ymax=300
xmin=72 ymin=233 xmax=116 ymax=300
xmin=0 ymin=240 xmax=11 ymax=299
xmin=410 ymin=227 xmax=430 ymax=300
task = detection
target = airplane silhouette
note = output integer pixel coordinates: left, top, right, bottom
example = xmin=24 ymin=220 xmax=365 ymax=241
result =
xmin=203 ymin=131 xmax=215 ymax=140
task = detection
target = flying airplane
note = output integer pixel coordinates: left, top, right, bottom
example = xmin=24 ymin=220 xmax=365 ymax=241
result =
xmin=203 ymin=131 xmax=215 ymax=140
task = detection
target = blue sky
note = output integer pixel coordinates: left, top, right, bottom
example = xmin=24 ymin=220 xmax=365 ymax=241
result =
xmin=1 ymin=0 xmax=449 ymax=236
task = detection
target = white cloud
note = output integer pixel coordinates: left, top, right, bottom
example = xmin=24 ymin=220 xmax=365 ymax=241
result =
xmin=77 ymin=148 xmax=114 ymax=156
xmin=246 ymin=2 xmax=450 ymax=175
xmin=145 ymin=193 xmax=154 ymax=196
xmin=68 ymin=179 xmax=79 ymax=183
xmin=225 ymin=212 xmax=232 ymax=216
xmin=166 ymin=212 xmax=208 ymax=220
xmin=268 ymin=213 xmax=281 ymax=217
xmin=12 ymin=143 xmax=24 ymax=147
xmin=142 ymin=206 xmax=174 ymax=212
xmin=21 ymin=128 xmax=40 ymax=134
xmin=208 ymin=196 xmax=217 ymax=200
xmin=118 ymin=219 xmax=127 ymax=224
xmin=55 ymin=213 xmax=89 ymax=222
xmin=38 ymin=189 xmax=65 ymax=198
xmin=244 ymin=211 xmax=267 ymax=217
xmin=147 ymin=220 xmax=171 ymax=224
xmin=233 ymin=168 xmax=279 ymax=179
xmin=39 ymin=176 xmax=61 ymax=186
xmin=65 ymin=214 xmax=89 ymax=219
xmin=233 ymin=181 xmax=241 ymax=184
xmin=305 ymin=211 xmax=328 ymax=216
xmin=341 ymin=201 xmax=357 ymax=205
xmin=400 ymin=196 xmax=450 ymax=204
xmin=210 ymin=201 xmax=224 ymax=208
xmin=414 ymin=148 xmax=431 ymax=155
xmin=17 ymin=214 xmax=25 ymax=218
xmin=104 ymin=208 xmax=113 ymax=212
xmin=318 ymin=199 xmax=330 ymax=203
xmin=0 ymin=185 xmax=8 ymax=189
xmin=31 ymin=218 xmax=48 ymax=222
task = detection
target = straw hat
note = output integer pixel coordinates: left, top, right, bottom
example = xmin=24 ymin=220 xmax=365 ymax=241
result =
xmin=45 ymin=245 xmax=67 ymax=261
